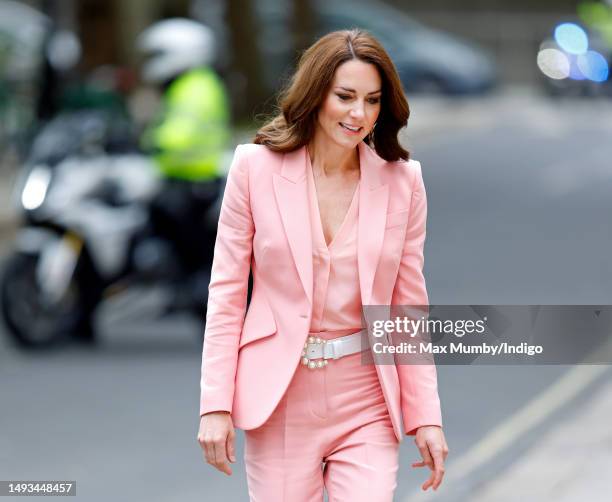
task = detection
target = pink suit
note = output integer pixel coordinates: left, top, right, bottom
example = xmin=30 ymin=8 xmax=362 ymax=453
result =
xmin=199 ymin=141 xmax=443 ymax=499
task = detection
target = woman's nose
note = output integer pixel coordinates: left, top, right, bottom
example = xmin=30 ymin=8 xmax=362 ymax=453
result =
xmin=350 ymin=103 xmax=365 ymax=120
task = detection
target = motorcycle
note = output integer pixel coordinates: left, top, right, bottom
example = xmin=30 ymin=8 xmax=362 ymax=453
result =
xmin=1 ymin=111 xmax=225 ymax=348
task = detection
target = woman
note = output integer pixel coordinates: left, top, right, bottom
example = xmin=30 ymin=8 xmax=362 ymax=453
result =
xmin=197 ymin=29 xmax=448 ymax=501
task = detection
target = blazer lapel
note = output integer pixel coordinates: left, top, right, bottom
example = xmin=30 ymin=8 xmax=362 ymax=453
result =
xmin=273 ymin=146 xmax=313 ymax=305
xmin=357 ymin=141 xmax=389 ymax=305
xmin=271 ymin=142 xmax=389 ymax=307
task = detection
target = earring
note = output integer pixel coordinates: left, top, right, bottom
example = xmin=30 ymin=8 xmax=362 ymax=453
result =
xmin=368 ymin=122 xmax=377 ymax=143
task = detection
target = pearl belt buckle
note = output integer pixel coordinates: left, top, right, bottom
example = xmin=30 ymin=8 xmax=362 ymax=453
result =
xmin=301 ymin=336 xmax=329 ymax=370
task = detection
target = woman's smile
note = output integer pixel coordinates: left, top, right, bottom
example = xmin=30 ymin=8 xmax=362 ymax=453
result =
xmin=339 ymin=122 xmax=363 ymax=134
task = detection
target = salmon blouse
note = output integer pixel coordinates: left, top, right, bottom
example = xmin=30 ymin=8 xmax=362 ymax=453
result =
xmin=305 ymin=157 xmax=364 ymax=334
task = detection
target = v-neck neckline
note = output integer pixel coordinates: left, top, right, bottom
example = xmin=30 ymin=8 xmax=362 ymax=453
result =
xmin=308 ymin=161 xmax=360 ymax=250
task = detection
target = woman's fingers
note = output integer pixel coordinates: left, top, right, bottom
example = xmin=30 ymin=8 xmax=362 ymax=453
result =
xmin=414 ymin=430 xmax=448 ymax=491
xmin=226 ymin=429 xmax=236 ymax=463
xmin=415 ymin=440 xmax=434 ymax=470
xmin=428 ymin=444 xmax=446 ymax=490
xmin=212 ymin=440 xmax=232 ymax=476
xmin=199 ymin=434 xmax=214 ymax=465
xmin=443 ymin=438 xmax=450 ymax=462
xmin=415 ymin=439 xmax=435 ymax=491
xmin=198 ymin=413 xmax=235 ymax=475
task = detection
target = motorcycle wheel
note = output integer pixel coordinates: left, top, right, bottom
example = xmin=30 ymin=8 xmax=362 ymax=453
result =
xmin=0 ymin=252 xmax=99 ymax=349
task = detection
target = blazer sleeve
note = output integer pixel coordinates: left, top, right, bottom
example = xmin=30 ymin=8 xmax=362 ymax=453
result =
xmin=200 ymin=144 xmax=254 ymax=416
xmin=391 ymin=160 xmax=443 ymax=435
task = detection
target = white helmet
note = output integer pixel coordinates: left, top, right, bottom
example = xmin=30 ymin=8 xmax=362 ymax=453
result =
xmin=136 ymin=18 xmax=216 ymax=84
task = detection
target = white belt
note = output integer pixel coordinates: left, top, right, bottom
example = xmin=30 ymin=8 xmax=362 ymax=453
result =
xmin=300 ymin=330 xmax=368 ymax=370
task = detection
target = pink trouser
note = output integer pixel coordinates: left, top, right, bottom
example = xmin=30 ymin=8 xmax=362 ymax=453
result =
xmin=244 ymin=331 xmax=399 ymax=502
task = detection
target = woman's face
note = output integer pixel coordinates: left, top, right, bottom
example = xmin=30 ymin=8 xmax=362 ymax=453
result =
xmin=316 ymin=59 xmax=382 ymax=149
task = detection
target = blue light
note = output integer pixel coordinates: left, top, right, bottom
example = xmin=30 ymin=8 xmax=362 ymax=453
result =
xmin=567 ymin=54 xmax=586 ymax=80
xmin=577 ymin=50 xmax=609 ymax=82
xmin=554 ymin=23 xmax=589 ymax=54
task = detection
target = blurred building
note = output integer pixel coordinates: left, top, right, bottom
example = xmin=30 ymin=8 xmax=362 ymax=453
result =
xmin=389 ymin=0 xmax=581 ymax=86
xmin=10 ymin=0 xmax=585 ymax=121
xmin=19 ymin=0 xmax=190 ymax=70
xmin=18 ymin=0 xmax=579 ymax=82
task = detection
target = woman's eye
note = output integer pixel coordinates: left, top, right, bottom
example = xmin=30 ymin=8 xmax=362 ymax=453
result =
xmin=336 ymin=94 xmax=380 ymax=104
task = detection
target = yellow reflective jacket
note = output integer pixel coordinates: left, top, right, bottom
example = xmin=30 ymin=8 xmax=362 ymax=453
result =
xmin=143 ymin=67 xmax=230 ymax=181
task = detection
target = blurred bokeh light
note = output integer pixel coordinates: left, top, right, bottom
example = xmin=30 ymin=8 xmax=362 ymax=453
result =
xmin=537 ymin=48 xmax=571 ymax=80
xmin=554 ymin=22 xmax=589 ymax=55
xmin=538 ymin=21 xmax=610 ymax=84
xmin=577 ymin=50 xmax=609 ymax=81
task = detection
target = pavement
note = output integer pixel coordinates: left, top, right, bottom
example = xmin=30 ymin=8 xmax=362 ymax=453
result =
xmin=467 ymin=371 xmax=612 ymax=502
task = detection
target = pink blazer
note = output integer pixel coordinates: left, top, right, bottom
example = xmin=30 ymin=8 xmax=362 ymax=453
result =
xmin=199 ymin=140 xmax=443 ymax=443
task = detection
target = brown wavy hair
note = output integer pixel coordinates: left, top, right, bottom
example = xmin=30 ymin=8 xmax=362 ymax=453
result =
xmin=253 ymin=29 xmax=410 ymax=161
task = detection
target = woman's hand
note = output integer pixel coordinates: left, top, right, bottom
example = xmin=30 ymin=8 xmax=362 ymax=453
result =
xmin=411 ymin=425 xmax=449 ymax=491
xmin=198 ymin=411 xmax=236 ymax=476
